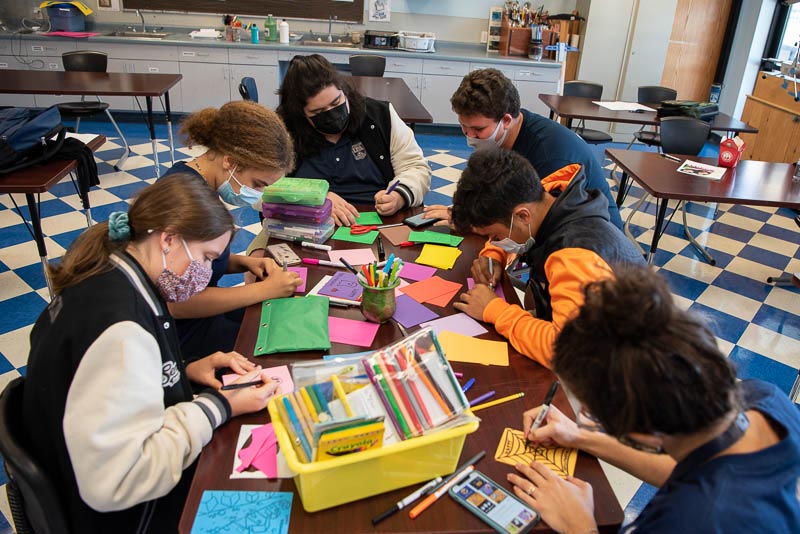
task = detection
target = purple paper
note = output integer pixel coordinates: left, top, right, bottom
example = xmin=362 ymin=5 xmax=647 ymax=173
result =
xmin=467 ymin=277 xmax=506 ymax=300
xmin=399 ymin=262 xmax=437 ymax=282
xmin=392 ymin=294 xmax=440 ymax=328
xmin=419 ymin=312 xmax=488 ymax=337
xmin=318 ymin=271 xmax=363 ymax=301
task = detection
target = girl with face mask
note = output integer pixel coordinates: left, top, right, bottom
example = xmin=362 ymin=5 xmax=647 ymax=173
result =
xmin=277 ymin=54 xmax=431 ymax=226
xmin=24 ymin=174 xmax=279 ymax=533
xmin=160 ymin=101 xmax=303 ymax=362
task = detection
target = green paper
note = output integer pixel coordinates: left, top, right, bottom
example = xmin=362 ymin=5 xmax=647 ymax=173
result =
xmin=332 ymin=226 xmax=379 ymax=244
xmin=408 ymin=230 xmax=464 ymax=247
xmin=355 ymin=212 xmax=383 ymax=225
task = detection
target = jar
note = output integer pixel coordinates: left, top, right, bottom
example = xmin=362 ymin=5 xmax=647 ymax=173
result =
xmin=359 ymin=278 xmax=400 ymax=323
xmin=529 ymin=39 xmax=544 ymax=61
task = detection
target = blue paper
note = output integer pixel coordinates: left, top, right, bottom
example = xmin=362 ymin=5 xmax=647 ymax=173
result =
xmin=192 ymin=491 xmax=292 ymax=534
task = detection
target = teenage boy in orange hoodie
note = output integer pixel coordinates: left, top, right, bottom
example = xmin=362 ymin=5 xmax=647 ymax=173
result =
xmin=452 ymin=149 xmax=644 ymax=368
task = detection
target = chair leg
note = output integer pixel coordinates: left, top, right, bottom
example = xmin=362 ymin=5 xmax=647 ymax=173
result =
xmin=74 ymin=116 xmax=81 ymax=133
xmin=623 ymin=194 xmax=647 ymax=256
xmin=103 ymin=107 xmax=130 ymax=172
xmin=790 ymin=372 xmax=800 ymax=403
xmin=682 ymin=201 xmax=715 ymax=265
xmin=766 ymin=273 xmax=796 ymax=285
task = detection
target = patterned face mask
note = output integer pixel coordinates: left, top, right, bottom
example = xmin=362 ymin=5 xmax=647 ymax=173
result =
xmin=155 ymin=238 xmax=213 ymax=303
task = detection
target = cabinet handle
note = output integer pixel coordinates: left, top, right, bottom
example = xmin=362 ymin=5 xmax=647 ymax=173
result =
xmin=0 ymin=63 xmax=7 ymax=68
xmin=245 ymin=55 xmax=258 ymax=59
xmin=439 ymin=66 xmax=451 ymax=70
xmin=31 ymin=45 xmax=43 ymax=52
xmin=182 ymin=51 xmax=196 ymax=57
xmin=49 ymin=63 xmax=58 ymax=70
xmin=794 ymin=116 xmax=800 ymax=123
xmin=148 ymin=67 xmax=160 ymax=73
xmin=197 ymin=53 xmax=210 ymax=57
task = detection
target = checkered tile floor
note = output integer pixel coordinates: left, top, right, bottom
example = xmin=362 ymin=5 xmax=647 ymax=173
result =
xmin=0 ymin=120 xmax=798 ymax=531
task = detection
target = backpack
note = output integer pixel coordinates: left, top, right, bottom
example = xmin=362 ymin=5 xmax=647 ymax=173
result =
xmin=0 ymin=106 xmax=66 ymax=175
xmin=656 ymin=100 xmax=720 ymax=122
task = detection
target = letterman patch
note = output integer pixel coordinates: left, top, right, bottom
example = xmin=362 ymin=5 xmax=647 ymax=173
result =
xmin=162 ymin=361 xmax=180 ymax=388
xmin=352 ymin=141 xmax=367 ymax=160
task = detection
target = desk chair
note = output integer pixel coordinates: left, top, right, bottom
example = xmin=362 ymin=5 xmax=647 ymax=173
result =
xmin=624 ymin=116 xmax=712 ymax=263
xmin=59 ymin=51 xmax=129 ymax=172
xmin=0 ymin=377 xmax=71 ymax=534
xmin=563 ymin=81 xmax=613 ymax=144
xmin=629 ymin=85 xmax=678 ymax=149
xmin=349 ymin=55 xmax=386 ymax=77
xmin=766 ymin=214 xmax=800 ymax=285
xmin=238 ymin=77 xmax=259 ymax=103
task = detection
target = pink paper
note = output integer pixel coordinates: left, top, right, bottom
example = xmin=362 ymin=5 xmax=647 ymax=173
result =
xmin=394 ymin=278 xmax=410 ymax=297
xmin=399 ymin=262 xmax=437 ymax=282
xmin=222 ymin=365 xmax=294 ymax=394
xmin=288 ymin=266 xmax=308 ymax=293
xmin=236 ymin=424 xmax=276 ymax=473
xmin=467 ymin=277 xmax=506 ymax=299
xmin=329 ymin=248 xmax=377 ymax=266
xmin=328 ymin=316 xmax=380 ymax=347
xmin=250 ymin=440 xmax=278 ymax=478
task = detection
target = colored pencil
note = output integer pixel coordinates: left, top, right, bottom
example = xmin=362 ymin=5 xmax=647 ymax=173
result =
xmin=470 ymin=391 xmax=525 ymax=412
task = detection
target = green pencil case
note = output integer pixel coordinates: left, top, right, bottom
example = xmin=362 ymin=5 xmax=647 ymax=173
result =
xmin=261 ymin=177 xmax=330 ymax=206
xmin=254 ymin=296 xmax=331 ymax=355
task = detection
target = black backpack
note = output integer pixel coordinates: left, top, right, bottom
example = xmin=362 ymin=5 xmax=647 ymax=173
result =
xmin=0 ymin=106 xmax=66 ymax=175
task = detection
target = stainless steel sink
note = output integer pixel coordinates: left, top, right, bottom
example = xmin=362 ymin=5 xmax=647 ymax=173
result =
xmin=106 ymin=31 xmax=169 ymax=39
xmin=301 ymin=33 xmax=357 ymax=47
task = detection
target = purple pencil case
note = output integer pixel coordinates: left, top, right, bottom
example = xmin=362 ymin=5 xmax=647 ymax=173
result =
xmin=262 ymin=199 xmax=333 ymax=224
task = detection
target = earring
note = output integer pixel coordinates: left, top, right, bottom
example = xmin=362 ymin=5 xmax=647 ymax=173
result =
xmin=163 ymin=247 xmax=170 ymax=254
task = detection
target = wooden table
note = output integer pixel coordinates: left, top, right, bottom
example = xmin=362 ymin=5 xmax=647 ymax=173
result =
xmin=0 ymin=70 xmax=182 ymax=176
xmin=606 ymin=149 xmax=800 ymax=262
xmin=538 ymin=94 xmax=758 ymax=137
xmin=178 ymin=209 xmax=624 ymax=533
xmin=350 ymin=76 xmax=433 ymax=126
xmin=0 ymin=134 xmax=105 ymax=297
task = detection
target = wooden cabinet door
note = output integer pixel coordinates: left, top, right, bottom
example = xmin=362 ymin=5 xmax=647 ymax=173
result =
xmin=741 ymin=96 xmax=800 ymax=163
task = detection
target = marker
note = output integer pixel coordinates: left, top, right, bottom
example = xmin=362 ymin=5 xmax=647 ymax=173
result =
xmin=371 ymin=476 xmax=443 ymax=525
xmin=454 ymin=372 xmax=464 ymax=378
xmin=302 ymin=258 xmax=345 ymax=268
xmin=220 ymin=379 xmax=263 ymax=390
xmin=282 ymin=258 xmax=287 ymax=272
xmin=527 ymin=381 xmax=560 ymax=439
xmin=660 ymin=153 xmax=682 ymax=163
xmin=339 ymin=257 xmax=359 ymax=276
xmin=468 ymin=390 xmax=495 ymax=406
xmin=409 ymin=450 xmax=486 ymax=519
xmin=377 ymin=235 xmax=386 ymax=262
xmin=301 ymin=241 xmax=332 ymax=251
xmin=385 ymin=179 xmax=401 ymax=195
xmin=461 ymin=377 xmax=476 ymax=393
xmin=470 ymin=391 xmax=525 ymax=412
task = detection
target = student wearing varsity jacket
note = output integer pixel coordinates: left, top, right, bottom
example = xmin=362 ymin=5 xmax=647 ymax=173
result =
xmin=451 ymin=149 xmax=644 ymax=368
xmin=22 ymin=175 xmax=278 ymax=533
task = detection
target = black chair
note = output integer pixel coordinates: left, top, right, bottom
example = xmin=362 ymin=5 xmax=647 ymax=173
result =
xmin=628 ymin=85 xmax=678 ymax=149
xmin=349 ymin=55 xmax=386 ymax=77
xmin=59 ymin=50 xmax=129 ymax=171
xmin=0 ymin=377 xmax=70 ymax=533
xmin=624 ymin=116 xmax=713 ymax=263
xmin=238 ymin=77 xmax=258 ymax=103
xmin=563 ymin=81 xmax=613 ymax=144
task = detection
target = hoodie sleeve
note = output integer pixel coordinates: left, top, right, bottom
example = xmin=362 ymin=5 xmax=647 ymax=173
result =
xmin=482 ymin=248 xmax=613 ymax=367
xmin=387 ymin=103 xmax=431 ymax=207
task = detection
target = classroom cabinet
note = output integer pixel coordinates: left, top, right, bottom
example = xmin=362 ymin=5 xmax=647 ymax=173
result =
xmin=385 ymin=57 xmax=423 ymax=100
xmin=515 ymin=80 xmax=559 ymax=117
xmin=0 ymin=56 xmax=35 ymax=107
xmin=420 ymin=74 xmax=463 ymax=125
xmin=229 ymin=64 xmax=279 ymax=110
xmin=180 ymin=62 xmax=231 ymax=112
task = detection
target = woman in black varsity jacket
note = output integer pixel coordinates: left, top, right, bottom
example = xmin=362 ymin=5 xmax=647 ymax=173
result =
xmin=278 ymin=54 xmax=431 ymax=226
xmin=22 ymin=174 xmax=279 ymax=533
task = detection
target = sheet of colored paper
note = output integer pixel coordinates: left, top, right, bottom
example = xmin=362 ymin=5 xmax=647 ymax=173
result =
xmin=400 ymin=276 xmax=462 ymax=305
xmin=420 ymin=312 xmax=488 ymax=337
xmin=467 ymin=277 xmax=505 ymax=299
xmin=332 ymin=225 xmax=378 ymax=245
xmin=416 ymin=244 xmax=462 ymax=270
xmin=236 ymin=424 xmax=277 ymax=477
xmin=191 ymin=490 xmax=292 ymax=534
xmin=355 ymin=211 xmax=383 ymax=225
xmin=223 ymin=365 xmax=294 ymax=394
xmin=318 ymin=271 xmax=363 ymax=301
xmin=398 ymin=262 xmax=437 ymax=282
xmin=329 ymin=248 xmax=377 ymax=266
xmin=393 ymin=294 xmax=440 ymax=328
xmin=408 ymin=230 xmax=464 ymax=247
xmin=288 ymin=266 xmax=307 ymax=293
xmin=438 ymin=330 xmax=509 ymax=366
xmin=328 ymin=316 xmax=380 ymax=347
xmin=495 ymin=428 xmax=577 ymax=479
xmin=426 ymin=286 xmax=461 ymax=307
xmin=379 ymin=224 xmax=411 ymax=246
xmin=394 ymin=278 xmax=410 ymax=297
xmin=231 ymin=425 xmax=268 ymax=479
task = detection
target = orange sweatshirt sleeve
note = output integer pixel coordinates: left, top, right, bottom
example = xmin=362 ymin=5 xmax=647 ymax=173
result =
xmin=479 ymin=240 xmax=508 ymax=267
xmin=482 ymin=248 xmax=613 ymax=368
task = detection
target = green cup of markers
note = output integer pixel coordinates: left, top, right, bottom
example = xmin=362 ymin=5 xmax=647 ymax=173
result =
xmin=359 ymin=278 xmax=400 ymax=323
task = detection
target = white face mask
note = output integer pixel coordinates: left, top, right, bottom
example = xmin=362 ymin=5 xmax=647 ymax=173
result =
xmin=466 ymin=119 xmax=509 ymax=151
xmin=490 ymin=214 xmax=535 ymax=255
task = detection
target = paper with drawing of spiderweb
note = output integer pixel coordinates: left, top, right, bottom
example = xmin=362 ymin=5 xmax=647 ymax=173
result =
xmin=494 ymin=428 xmax=578 ymax=479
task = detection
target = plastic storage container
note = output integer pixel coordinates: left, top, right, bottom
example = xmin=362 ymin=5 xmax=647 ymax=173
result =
xmin=47 ymin=4 xmax=86 ymax=32
xmin=262 ymin=177 xmax=329 ymax=206
xmin=398 ymin=31 xmax=436 ymax=52
xmin=263 ymin=216 xmax=335 ymax=244
xmin=262 ymin=198 xmax=333 ymax=225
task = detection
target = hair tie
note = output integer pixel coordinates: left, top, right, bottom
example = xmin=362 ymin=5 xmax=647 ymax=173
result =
xmin=108 ymin=211 xmax=131 ymax=242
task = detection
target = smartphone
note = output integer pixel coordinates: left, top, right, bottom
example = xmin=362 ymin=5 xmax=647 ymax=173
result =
xmin=266 ymin=243 xmax=302 ymax=266
xmin=404 ymin=212 xmax=439 ymax=228
xmin=449 ymin=470 xmax=540 ymax=534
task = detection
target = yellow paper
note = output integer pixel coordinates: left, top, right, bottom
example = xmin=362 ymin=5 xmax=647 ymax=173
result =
xmin=438 ymin=330 xmax=509 ymax=366
xmin=415 ymin=244 xmax=462 ymax=270
xmin=494 ymin=428 xmax=578 ymax=479
xmin=39 ymin=1 xmax=93 ymax=16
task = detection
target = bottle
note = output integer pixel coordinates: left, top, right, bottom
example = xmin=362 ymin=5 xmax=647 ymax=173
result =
xmin=793 ymin=157 xmax=800 ymax=183
xmin=250 ymin=25 xmax=259 ymax=44
xmin=265 ymin=14 xmax=278 ymax=42
xmin=279 ymin=19 xmax=289 ymax=44
xmin=529 ymin=39 xmax=543 ymax=61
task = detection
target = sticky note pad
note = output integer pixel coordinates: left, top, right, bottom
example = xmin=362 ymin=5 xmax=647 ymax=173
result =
xmin=355 ymin=211 xmax=383 ymax=225
xmin=398 ymin=262 xmax=437 ymax=282
xmin=420 ymin=312 xmax=488 ymax=338
xmin=288 ymin=266 xmax=307 ymax=293
xmin=416 ymin=244 xmax=462 ymax=270
xmin=438 ymin=330 xmax=509 ymax=366
xmin=330 ymin=248 xmax=377 ymax=266
xmin=329 ymin=316 xmax=380 ymax=347
xmin=191 ymin=490 xmax=292 ymax=534
xmin=332 ymin=225 xmax=379 ymax=245
xmin=393 ymin=294 xmax=440 ymax=328
xmin=408 ymin=230 xmax=464 ymax=247
xmin=379 ymin=224 xmax=411 ymax=246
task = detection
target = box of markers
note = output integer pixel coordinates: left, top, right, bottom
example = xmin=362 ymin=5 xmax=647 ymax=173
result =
xmin=267 ymin=328 xmax=479 ymax=512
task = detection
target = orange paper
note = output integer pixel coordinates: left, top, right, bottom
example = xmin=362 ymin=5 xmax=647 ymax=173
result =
xmin=400 ymin=276 xmax=462 ymax=307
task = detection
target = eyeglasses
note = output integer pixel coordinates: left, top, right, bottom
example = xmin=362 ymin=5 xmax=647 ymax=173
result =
xmin=577 ymin=406 xmax=665 ymax=455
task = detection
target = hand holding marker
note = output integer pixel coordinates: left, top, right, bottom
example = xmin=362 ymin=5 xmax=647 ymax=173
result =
xmin=526 ymin=381 xmax=560 ymax=441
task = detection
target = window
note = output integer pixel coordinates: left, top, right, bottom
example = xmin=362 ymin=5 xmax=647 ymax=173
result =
xmin=778 ymin=3 xmax=800 ymax=61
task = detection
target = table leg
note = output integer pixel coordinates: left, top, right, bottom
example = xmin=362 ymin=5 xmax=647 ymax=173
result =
xmin=566 ymin=117 xmax=573 ymax=130
xmin=145 ymin=96 xmax=161 ymax=178
xmin=548 ymin=109 xmax=555 ymax=120
xmin=26 ymin=193 xmax=53 ymax=299
xmin=165 ymin=91 xmax=176 ymax=166
xmin=615 ymin=171 xmax=629 ymax=207
xmin=73 ymin=170 xmax=93 ymax=227
xmin=647 ymin=198 xmax=669 ymax=265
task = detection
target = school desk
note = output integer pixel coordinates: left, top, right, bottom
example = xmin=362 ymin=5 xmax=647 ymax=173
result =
xmin=179 ymin=208 xmax=625 ymax=533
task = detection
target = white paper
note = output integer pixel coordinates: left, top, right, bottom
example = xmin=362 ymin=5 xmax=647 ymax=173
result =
xmin=368 ymin=0 xmax=391 ymax=22
xmin=592 ymin=101 xmax=656 ymax=112
xmin=96 ymin=0 xmax=121 ymax=12
xmin=65 ymin=132 xmax=101 ymax=144
xmin=676 ymin=160 xmax=727 ymax=181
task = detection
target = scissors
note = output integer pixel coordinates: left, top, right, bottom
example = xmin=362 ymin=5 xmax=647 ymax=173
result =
xmin=350 ymin=224 xmax=378 ymax=234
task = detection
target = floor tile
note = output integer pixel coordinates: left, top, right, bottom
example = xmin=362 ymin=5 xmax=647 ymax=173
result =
xmin=39 ymin=210 xmax=91 ymax=237
xmin=727 ymin=204 xmax=774 ymax=222
xmin=729 ymin=345 xmax=797 ymax=395
xmin=737 ymin=323 xmax=800 ymax=369
xmin=716 ymin=211 xmax=767 ymax=233
xmin=751 ymin=303 xmax=800 ymax=339
xmin=0 ymin=237 xmax=66 ymax=270
xmin=426 ymin=152 xmax=467 ymax=167
xmin=738 ymin=244 xmax=792 ymax=272
xmin=658 ymin=270 xmax=709 ymax=301
xmin=0 ymin=272 xmax=34 ymax=302
xmin=760 ymin=223 xmax=800 ymax=244
xmin=726 ymin=256 xmax=783 ymax=283
xmin=431 ymin=166 xmax=463 ymax=182
xmin=0 ymin=325 xmax=32 ymax=369
xmin=691 ymin=231 xmax=746 ymax=257
xmin=0 ymin=292 xmax=47 ymax=336
xmin=688 ymin=301 xmax=749 ymax=344
xmin=747 ymin=233 xmax=799 ymax=259
xmin=711 ymin=271 xmax=773 ymax=303
xmin=662 ymin=252 xmax=722 ymax=284
xmin=696 ymin=285 xmax=761 ymax=322
xmin=765 ymin=286 xmax=800 ymax=316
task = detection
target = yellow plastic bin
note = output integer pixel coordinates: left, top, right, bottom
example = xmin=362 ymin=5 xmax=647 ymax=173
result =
xmin=268 ymin=398 xmax=479 ymax=512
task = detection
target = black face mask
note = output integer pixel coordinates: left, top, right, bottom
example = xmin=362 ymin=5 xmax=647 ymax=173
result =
xmin=310 ymin=100 xmax=349 ymax=135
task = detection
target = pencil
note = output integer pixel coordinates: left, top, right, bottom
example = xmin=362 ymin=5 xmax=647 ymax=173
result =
xmin=288 ymin=391 xmax=314 ymax=450
xmin=470 ymin=391 xmax=525 ymax=412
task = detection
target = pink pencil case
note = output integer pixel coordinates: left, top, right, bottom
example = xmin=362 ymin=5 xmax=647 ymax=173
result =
xmin=262 ymin=199 xmax=333 ymax=224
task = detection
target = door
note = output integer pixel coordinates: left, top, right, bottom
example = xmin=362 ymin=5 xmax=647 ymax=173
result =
xmin=179 ymin=62 xmax=230 ymax=112
xmin=229 ymin=64 xmax=279 ymax=110
xmin=421 ymin=75 xmax=462 ymax=125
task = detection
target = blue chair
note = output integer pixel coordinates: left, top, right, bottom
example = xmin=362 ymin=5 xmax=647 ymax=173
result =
xmin=238 ymin=77 xmax=259 ymax=103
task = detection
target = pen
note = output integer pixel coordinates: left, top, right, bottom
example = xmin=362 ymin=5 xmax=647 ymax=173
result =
xmin=468 ymin=390 xmax=495 ymax=406
xmin=470 ymin=391 xmax=525 ymax=412
xmin=377 ymin=235 xmax=386 ymax=262
xmin=371 ymin=476 xmax=443 ymax=525
xmin=302 ymin=258 xmax=346 ymax=268
xmin=385 ymin=179 xmax=401 ymax=195
xmin=301 ymin=241 xmax=332 ymax=251
xmin=409 ymin=450 xmax=486 ymax=519
xmin=528 ymin=381 xmax=560 ymax=438
xmin=462 ymin=377 xmax=476 ymax=393
xmin=220 ymin=379 xmax=263 ymax=390
xmin=488 ymin=259 xmax=495 ymax=289
xmin=282 ymin=258 xmax=287 ymax=272
xmin=377 ymin=222 xmax=403 ymax=229
xmin=660 ymin=153 xmax=682 ymax=163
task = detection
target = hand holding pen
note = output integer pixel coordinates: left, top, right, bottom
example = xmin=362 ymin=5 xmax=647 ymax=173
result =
xmin=523 ymin=381 xmax=560 ymax=443
xmin=374 ymin=179 xmax=403 ymax=216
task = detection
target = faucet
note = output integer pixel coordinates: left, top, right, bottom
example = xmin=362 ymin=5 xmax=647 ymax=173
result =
xmin=135 ymin=9 xmax=146 ymax=33
xmin=327 ymin=15 xmax=337 ymax=42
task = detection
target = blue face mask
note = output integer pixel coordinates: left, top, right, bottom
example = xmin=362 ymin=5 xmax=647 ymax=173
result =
xmin=217 ymin=165 xmax=262 ymax=208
